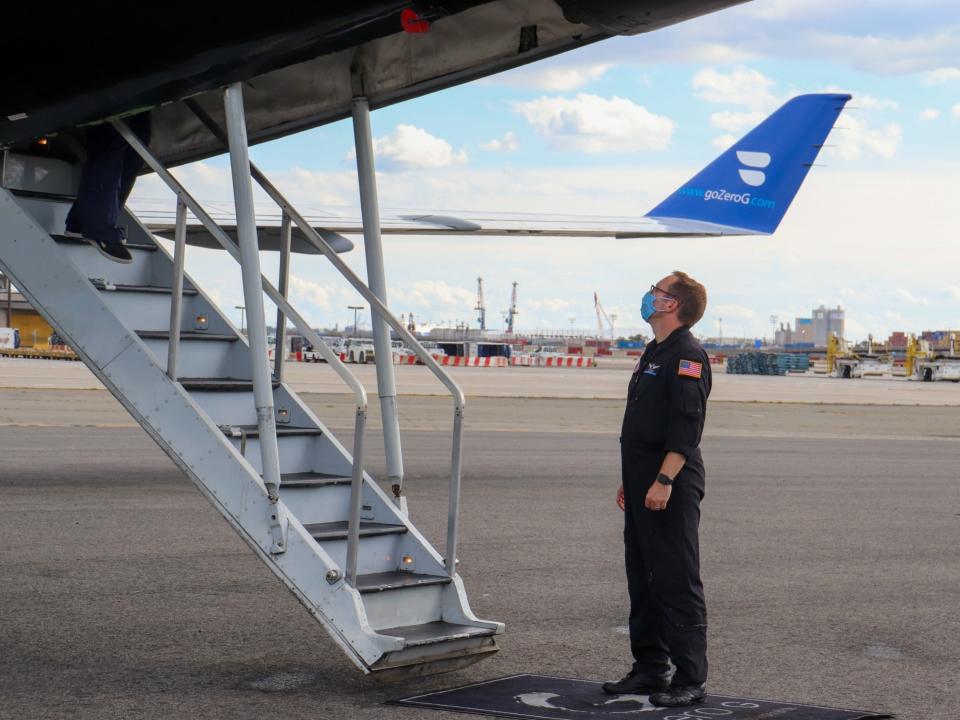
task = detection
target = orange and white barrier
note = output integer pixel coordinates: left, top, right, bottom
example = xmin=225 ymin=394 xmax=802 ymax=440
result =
xmin=539 ymin=355 xmax=597 ymax=368
xmin=437 ymin=355 xmax=507 ymax=367
xmin=510 ymin=355 xmax=535 ymax=367
xmin=391 ymin=353 xmax=507 ymax=367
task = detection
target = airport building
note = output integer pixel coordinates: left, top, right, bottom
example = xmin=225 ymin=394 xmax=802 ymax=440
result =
xmin=0 ymin=274 xmax=56 ymax=348
xmin=776 ymin=305 xmax=845 ymax=347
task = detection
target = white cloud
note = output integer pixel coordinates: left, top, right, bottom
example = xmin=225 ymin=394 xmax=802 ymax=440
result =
xmin=712 ymin=304 xmax=758 ymax=320
xmin=692 ymin=66 xmax=779 ymax=110
xmin=347 ymin=125 xmax=467 ymax=171
xmin=528 ymin=298 xmax=573 ymax=312
xmin=947 ymin=286 xmax=960 ymax=301
xmin=289 ymin=276 xmax=335 ymax=312
xmin=824 ymin=114 xmax=902 ymax=161
xmin=921 ymin=67 xmax=960 ymax=84
xmin=811 ymin=29 xmax=960 ymax=75
xmin=857 ymin=95 xmax=899 ymax=111
xmin=919 ymin=108 xmax=941 ymax=121
xmin=711 ymin=134 xmax=737 ymax=151
xmin=392 ymin=281 xmax=475 ymax=310
xmin=895 ymin=288 xmax=929 ymax=305
xmin=481 ymin=132 xmax=519 ymax=153
xmin=513 ymin=94 xmax=675 ymax=154
xmin=709 ymin=110 xmax=766 ymax=132
xmin=496 ymin=63 xmax=614 ymax=91
xmin=953 ymin=104 xmax=960 ymax=120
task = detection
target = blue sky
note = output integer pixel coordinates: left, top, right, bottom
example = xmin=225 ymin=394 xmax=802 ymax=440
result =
xmin=132 ymin=0 xmax=960 ymax=341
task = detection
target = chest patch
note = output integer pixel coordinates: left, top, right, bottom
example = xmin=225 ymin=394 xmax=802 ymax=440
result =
xmin=644 ymin=363 xmax=661 ymax=376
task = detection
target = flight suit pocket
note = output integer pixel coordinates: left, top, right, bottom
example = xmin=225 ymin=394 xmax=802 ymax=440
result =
xmin=681 ymin=381 xmax=702 ymax=416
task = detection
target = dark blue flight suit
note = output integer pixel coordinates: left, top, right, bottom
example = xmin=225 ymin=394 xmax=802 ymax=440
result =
xmin=620 ymin=325 xmax=711 ymax=687
xmin=66 ymin=112 xmax=151 ymax=245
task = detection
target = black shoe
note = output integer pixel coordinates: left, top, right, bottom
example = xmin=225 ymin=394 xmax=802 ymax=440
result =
xmin=602 ymin=669 xmax=671 ymax=695
xmin=650 ymin=683 xmax=707 ymax=707
xmin=65 ymin=225 xmax=133 ymax=265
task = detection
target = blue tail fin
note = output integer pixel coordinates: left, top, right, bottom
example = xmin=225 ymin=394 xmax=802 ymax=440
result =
xmin=646 ymin=93 xmax=851 ymax=234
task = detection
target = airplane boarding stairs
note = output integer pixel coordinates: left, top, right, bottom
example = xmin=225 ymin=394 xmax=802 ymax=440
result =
xmin=0 ymin=172 xmax=502 ymax=678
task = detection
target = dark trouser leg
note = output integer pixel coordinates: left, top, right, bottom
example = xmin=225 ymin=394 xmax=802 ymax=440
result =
xmin=66 ymin=112 xmax=151 ymax=243
xmin=645 ymin=480 xmax=708 ymax=686
xmin=622 ymin=448 xmax=670 ymax=674
xmin=119 ymin=113 xmax=151 ymax=206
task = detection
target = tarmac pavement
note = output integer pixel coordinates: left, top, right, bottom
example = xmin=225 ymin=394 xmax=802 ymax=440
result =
xmin=1 ymin=394 xmax=958 ymax=719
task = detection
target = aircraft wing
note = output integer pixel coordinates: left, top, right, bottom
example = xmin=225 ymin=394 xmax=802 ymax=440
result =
xmin=136 ymin=93 xmax=850 ymax=249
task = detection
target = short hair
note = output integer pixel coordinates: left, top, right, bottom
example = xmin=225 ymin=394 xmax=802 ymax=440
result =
xmin=668 ymin=271 xmax=707 ymax=326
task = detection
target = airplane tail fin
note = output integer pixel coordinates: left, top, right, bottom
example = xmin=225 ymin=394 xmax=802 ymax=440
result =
xmin=646 ymin=93 xmax=851 ymax=235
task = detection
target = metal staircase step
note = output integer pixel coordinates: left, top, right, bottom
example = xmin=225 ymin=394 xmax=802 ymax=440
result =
xmin=219 ymin=424 xmax=322 ymax=438
xmin=304 ymin=521 xmax=407 ymax=541
xmin=278 ymin=472 xmax=352 ymax=488
xmin=355 ymin=571 xmax=451 ymax=594
xmin=180 ymin=377 xmax=279 ymax=391
xmin=137 ymin=330 xmax=238 ymax=341
xmin=51 ymin=234 xmax=157 ymax=252
xmin=90 ymin=280 xmax=198 ymax=295
xmin=378 ymin=621 xmax=495 ymax=648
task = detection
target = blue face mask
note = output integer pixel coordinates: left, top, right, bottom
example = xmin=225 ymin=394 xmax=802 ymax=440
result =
xmin=641 ymin=291 xmax=659 ymax=322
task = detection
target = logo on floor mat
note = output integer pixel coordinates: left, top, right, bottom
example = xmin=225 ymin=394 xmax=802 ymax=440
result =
xmin=516 ymin=692 xmax=657 ymax=714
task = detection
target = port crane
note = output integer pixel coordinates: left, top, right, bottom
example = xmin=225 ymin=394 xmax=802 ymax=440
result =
xmin=594 ymin=292 xmax=617 ymax=339
xmin=504 ymin=282 xmax=518 ymax=334
xmin=475 ymin=277 xmax=486 ymax=331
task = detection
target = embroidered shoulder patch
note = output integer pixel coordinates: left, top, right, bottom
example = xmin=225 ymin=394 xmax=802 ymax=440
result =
xmin=678 ymin=358 xmax=703 ymax=379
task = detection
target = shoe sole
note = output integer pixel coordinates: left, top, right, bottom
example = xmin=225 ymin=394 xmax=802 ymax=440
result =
xmin=84 ymin=237 xmax=133 ymax=265
xmin=602 ymin=684 xmax=670 ymax=695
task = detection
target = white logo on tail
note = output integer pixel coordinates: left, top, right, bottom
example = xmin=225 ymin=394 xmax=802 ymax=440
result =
xmin=736 ymin=151 xmax=771 ymax=187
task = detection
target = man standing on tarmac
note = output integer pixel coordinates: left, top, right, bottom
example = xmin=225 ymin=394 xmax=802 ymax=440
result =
xmin=603 ymin=271 xmax=712 ymax=709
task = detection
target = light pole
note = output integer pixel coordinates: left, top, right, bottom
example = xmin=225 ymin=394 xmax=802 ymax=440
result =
xmin=718 ymin=317 xmax=723 ymax=347
xmin=235 ymin=305 xmax=246 ymax=334
xmin=348 ymin=305 xmax=364 ymax=338
xmin=769 ymin=314 xmax=778 ymax=346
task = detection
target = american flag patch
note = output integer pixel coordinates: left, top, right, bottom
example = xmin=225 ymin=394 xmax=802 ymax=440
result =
xmin=678 ymin=359 xmax=703 ymax=379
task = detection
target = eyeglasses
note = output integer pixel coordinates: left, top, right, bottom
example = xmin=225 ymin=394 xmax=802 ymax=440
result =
xmin=650 ymin=285 xmax=680 ymax=304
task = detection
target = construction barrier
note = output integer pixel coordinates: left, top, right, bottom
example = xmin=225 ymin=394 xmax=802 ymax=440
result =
xmin=540 ymin=355 xmax=597 ymax=368
xmin=510 ymin=355 xmax=535 ymax=367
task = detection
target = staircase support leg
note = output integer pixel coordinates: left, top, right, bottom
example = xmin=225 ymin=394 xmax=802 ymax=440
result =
xmin=351 ymin=92 xmax=405 ymax=510
xmin=224 ymin=82 xmax=287 ymax=554
xmin=166 ymin=199 xmax=187 ymax=380
xmin=274 ymin=212 xmax=291 ymax=381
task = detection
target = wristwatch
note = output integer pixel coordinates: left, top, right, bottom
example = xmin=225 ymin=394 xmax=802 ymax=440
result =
xmin=656 ymin=473 xmax=674 ymax=486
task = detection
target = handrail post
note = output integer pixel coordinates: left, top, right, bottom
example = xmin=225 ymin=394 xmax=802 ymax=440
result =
xmin=166 ymin=198 xmax=187 ymax=380
xmin=224 ymin=82 xmax=286 ymax=555
xmin=344 ymin=405 xmax=366 ymax=585
xmin=274 ymin=212 xmax=292 ymax=381
xmin=445 ymin=405 xmax=464 ymax=575
xmin=350 ymin=92 xmax=405 ymax=508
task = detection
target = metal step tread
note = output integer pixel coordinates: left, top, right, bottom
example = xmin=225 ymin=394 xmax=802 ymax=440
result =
xmin=304 ymin=521 xmax=407 ymax=541
xmin=279 ymin=472 xmax=353 ymax=488
xmin=137 ymin=330 xmax=238 ymax=341
xmin=378 ymin=621 xmax=496 ymax=647
xmin=51 ymin=234 xmax=157 ymax=252
xmin=90 ymin=280 xmax=198 ymax=295
xmin=180 ymin=377 xmax=280 ymax=391
xmin=355 ymin=571 xmax=451 ymax=594
xmin=219 ymin=424 xmax=322 ymax=438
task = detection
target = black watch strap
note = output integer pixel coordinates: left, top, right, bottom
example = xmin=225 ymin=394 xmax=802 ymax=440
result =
xmin=656 ymin=472 xmax=674 ymax=486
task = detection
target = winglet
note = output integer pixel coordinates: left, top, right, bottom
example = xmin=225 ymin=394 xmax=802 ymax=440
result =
xmin=646 ymin=93 xmax=851 ymax=235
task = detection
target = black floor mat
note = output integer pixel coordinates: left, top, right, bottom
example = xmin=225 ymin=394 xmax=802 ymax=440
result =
xmin=390 ymin=674 xmax=893 ymax=720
